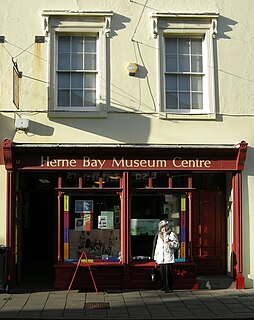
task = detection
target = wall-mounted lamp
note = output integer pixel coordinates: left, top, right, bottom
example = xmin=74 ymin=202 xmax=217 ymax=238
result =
xmin=0 ymin=36 xmax=5 ymax=43
xmin=35 ymin=36 xmax=45 ymax=43
xmin=127 ymin=63 xmax=139 ymax=76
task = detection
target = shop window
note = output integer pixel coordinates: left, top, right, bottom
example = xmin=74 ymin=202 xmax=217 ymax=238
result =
xmin=130 ymin=194 xmax=187 ymax=262
xmin=152 ymin=12 xmax=218 ymax=119
xmin=130 ymin=171 xmax=151 ymax=188
xmin=130 ymin=171 xmax=191 ymax=188
xmin=152 ymin=171 xmax=170 ymax=187
xmin=62 ymin=171 xmax=121 ymax=188
xmin=172 ymin=173 xmax=189 ymax=188
xmin=193 ymin=173 xmax=225 ymax=190
xmin=63 ymin=194 xmax=121 ymax=262
xmin=43 ymin=10 xmax=113 ymax=118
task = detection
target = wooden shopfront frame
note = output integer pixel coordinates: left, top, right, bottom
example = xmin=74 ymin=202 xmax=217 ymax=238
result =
xmin=2 ymin=139 xmax=248 ymax=289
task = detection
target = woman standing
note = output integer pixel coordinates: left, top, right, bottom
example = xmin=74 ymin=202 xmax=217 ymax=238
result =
xmin=153 ymin=220 xmax=179 ymax=293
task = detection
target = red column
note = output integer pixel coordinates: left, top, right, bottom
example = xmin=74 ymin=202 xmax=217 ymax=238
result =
xmin=121 ymin=172 xmax=129 ymax=265
xmin=57 ymin=176 xmax=63 ymax=261
xmin=6 ymin=170 xmax=16 ymax=288
xmin=232 ymin=172 xmax=244 ymax=289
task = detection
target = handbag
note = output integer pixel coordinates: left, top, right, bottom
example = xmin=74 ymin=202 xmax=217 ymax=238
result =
xmin=151 ymin=266 xmax=160 ymax=282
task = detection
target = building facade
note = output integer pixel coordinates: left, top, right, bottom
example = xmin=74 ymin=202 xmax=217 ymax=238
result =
xmin=0 ymin=0 xmax=253 ymax=290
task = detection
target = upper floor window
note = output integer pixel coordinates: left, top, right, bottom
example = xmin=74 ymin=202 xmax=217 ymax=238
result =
xmin=43 ymin=10 xmax=113 ymax=117
xmin=152 ymin=13 xmax=219 ymax=118
xmin=57 ymin=35 xmax=97 ymax=109
xmin=165 ymin=37 xmax=203 ymax=111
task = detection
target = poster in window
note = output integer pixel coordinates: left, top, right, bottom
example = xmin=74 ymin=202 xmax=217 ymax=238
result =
xmin=98 ymin=216 xmax=107 ymax=229
xmin=75 ymin=218 xmax=84 ymax=231
xmin=114 ymin=205 xmax=120 ymax=228
xmin=131 ymin=219 xmax=159 ymax=236
xmin=100 ymin=211 xmax=114 ymax=229
xmin=75 ymin=200 xmax=93 ymax=213
xmin=163 ymin=203 xmax=174 ymax=217
xmin=83 ymin=214 xmax=93 ymax=231
xmin=69 ymin=229 xmax=120 ymax=260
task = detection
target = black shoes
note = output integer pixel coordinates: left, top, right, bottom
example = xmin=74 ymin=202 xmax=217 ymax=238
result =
xmin=160 ymin=287 xmax=173 ymax=293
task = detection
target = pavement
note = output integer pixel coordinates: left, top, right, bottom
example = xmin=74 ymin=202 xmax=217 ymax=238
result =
xmin=1 ymin=288 xmax=254 ymax=319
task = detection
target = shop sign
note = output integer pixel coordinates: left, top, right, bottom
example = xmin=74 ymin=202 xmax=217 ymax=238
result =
xmin=24 ymin=155 xmax=237 ymax=171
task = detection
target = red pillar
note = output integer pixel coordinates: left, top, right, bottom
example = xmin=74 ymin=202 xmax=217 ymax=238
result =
xmin=232 ymin=172 xmax=244 ymax=289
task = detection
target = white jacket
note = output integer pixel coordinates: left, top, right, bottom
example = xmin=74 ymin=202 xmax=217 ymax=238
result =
xmin=154 ymin=231 xmax=179 ymax=264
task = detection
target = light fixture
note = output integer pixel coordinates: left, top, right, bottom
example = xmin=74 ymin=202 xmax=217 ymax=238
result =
xmin=127 ymin=63 xmax=139 ymax=76
xmin=109 ymin=175 xmax=120 ymax=180
xmin=39 ymin=179 xmax=50 ymax=184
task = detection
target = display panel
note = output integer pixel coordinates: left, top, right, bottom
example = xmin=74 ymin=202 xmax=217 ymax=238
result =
xmin=63 ymin=194 xmax=121 ymax=262
xmin=130 ymin=193 xmax=187 ymax=261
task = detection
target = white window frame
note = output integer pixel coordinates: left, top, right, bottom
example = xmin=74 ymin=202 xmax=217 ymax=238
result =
xmin=152 ymin=13 xmax=219 ymax=119
xmin=43 ymin=11 xmax=113 ymax=118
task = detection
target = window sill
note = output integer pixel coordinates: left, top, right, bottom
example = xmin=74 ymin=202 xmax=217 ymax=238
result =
xmin=48 ymin=110 xmax=108 ymax=118
xmin=159 ymin=112 xmax=216 ymax=120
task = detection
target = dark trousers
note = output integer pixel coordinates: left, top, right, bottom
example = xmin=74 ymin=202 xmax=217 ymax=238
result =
xmin=159 ymin=264 xmax=173 ymax=290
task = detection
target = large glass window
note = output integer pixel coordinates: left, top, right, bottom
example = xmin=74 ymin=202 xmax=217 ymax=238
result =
xmin=153 ymin=12 xmax=218 ymax=116
xmin=62 ymin=171 xmax=121 ymax=188
xmin=46 ymin=11 xmax=112 ymax=116
xmin=57 ymin=36 xmax=97 ymax=109
xmin=130 ymin=193 xmax=187 ymax=262
xmin=63 ymin=194 xmax=121 ymax=262
xmin=165 ymin=37 xmax=204 ymax=111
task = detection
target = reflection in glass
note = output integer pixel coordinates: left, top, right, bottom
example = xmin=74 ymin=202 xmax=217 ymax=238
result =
xmin=166 ymin=92 xmax=178 ymax=109
xmin=179 ymin=92 xmax=190 ymax=109
xmin=58 ymin=90 xmax=70 ymax=107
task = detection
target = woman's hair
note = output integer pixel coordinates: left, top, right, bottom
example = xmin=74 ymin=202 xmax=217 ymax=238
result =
xmin=158 ymin=220 xmax=169 ymax=232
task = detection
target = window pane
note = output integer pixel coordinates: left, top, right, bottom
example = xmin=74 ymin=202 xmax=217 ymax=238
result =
xmin=191 ymin=76 xmax=203 ymax=91
xmin=58 ymin=73 xmax=70 ymax=88
xmin=166 ymin=92 xmax=178 ymax=109
xmin=165 ymin=38 xmax=177 ymax=54
xmin=179 ymin=92 xmax=190 ymax=109
xmin=58 ymin=90 xmax=70 ymax=106
xmin=166 ymin=55 xmax=177 ymax=72
xmin=191 ymin=56 xmax=203 ymax=72
xmin=84 ymin=74 xmax=96 ymax=89
xmin=71 ymin=90 xmax=83 ymax=106
xmin=58 ymin=53 xmax=70 ymax=70
xmin=192 ymin=93 xmax=203 ymax=109
xmin=178 ymin=38 xmax=189 ymax=54
xmin=179 ymin=55 xmax=190 ymax=72
xmin=85 ymin=37 xmax=97 ymax=52
xmin=84 ymin=90 xmax=96 ymax=106
xmin=179 ymin=75 xmax=190 ymax=91
xmin=71 ymin=53 xmax=83 ymax=70
xmin=71 ymin=73 xmax=83 ymax=88
xmin=72 ymin=36 xmax=83 ymax=52
xmin=84 ymin=54 xmax=97 ymax=70
xmin=166 ymin=75 xmax=177 ymax=91
xmin=58 ymin=36 xmax=70 ymax=52
xmin=191 ymin=39 xmax=202 ymax=54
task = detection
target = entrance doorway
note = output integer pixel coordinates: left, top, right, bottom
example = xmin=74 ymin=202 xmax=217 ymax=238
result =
xmin=192 ymin=190 xmax=226 ymax=274
xmin=17 ymin=173 xmax=58 ymax=290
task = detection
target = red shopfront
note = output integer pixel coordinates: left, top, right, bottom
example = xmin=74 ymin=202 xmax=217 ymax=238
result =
xmin=3 ymin=139 xmax=248 ymax=290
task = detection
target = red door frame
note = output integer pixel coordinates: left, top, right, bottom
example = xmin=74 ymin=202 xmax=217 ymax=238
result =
xmin=232 ymin=172 xmax=244 ymax=289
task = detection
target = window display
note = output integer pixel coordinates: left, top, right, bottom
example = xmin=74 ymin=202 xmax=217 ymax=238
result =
xmin=63 ymin=194 xmax=121 ymax=262
xmin=131 ymin=193 xmax=187 ymax=261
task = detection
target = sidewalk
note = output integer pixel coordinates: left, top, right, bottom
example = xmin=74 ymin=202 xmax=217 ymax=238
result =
xmin=1 ymin=288 xmax=254 ymax=319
